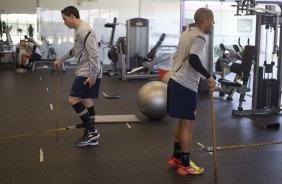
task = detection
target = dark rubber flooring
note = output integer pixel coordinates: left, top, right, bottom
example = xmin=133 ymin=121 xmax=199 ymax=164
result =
xmin=0 ymin=64 xmax=282 ymax=184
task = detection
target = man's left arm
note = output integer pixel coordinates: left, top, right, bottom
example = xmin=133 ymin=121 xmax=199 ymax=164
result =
xmin=188 ymin=55 xmax=215 ymax=90
xmin=188 ymin=54 xmax=211 ymax=79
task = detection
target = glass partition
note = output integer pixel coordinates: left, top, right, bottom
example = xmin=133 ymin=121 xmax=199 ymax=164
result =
xmin=36 ymin=0 xmax=180 ymax=58
xmin=0 ymin=14 xmax=37 ymax=44
xmin=1 ymin=0 xmax=259 ymax=63
xmin=182 ymin=0 xmax=256 ymax=62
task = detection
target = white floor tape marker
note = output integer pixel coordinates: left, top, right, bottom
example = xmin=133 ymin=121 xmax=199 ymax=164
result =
xmin=126 ymin=123 xmax=132 ymax=128
xmin=197 ymin=142 xmax=206 ymax=149
xmin=95 ymin=115 xmax=140 ymax=124
xmin=50 ymin=104 xmax=53 ymax=111
xmin=40 ymin=148 xmax=44 ymax=162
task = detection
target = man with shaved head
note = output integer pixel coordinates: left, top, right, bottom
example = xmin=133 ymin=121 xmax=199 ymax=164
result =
xmin=167 ymin=7 xmax=216 ymax=175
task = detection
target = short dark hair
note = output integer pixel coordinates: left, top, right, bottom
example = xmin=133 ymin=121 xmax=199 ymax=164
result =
xmin=61 ymin=6 xmax=80 ymax=19
xmin=194 ymin=8 xmax=213 ymax=25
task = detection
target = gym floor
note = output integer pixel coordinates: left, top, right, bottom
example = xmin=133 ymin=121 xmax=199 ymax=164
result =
xmin=0 ymin=64 xmax=281 ymax=184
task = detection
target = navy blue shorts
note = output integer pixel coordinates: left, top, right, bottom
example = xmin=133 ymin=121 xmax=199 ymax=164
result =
xmin=70 ymin=77 xmax=101 ymax=99
xmin=167 ymin=78 xmax=197 ymax=120
xmin=30 ymin=53 xmax=41 ymax=62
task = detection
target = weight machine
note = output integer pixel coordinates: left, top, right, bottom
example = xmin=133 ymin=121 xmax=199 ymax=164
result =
xmin=231 ymin=0 xmax=282 ymax=116
xmin=116 ymin=18 xmax=171 ymax=80
xmin=0 ymin=21 xmax=16 ymax=64
xmin=102 ymin=17 xmax=122 ymax=76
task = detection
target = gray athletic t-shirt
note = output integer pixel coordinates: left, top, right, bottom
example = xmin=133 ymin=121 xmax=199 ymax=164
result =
xmin=171 ymin=27 xmax=206 ymax=92
xmin=60 ymin=20 xmax=102 ymax=79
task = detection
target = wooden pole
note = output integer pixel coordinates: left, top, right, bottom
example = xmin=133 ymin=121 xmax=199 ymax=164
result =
xmin=55 ymin=70 xmax=60 ymax=139
xmin=209 ymin=90 xmax=218 ymax=182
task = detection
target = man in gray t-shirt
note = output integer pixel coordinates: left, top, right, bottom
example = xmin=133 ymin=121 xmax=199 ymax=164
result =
xmin=54 ymin=6 xmax=101 ymax=147
xmin=167 ymin=7 xmax=216 ymax=175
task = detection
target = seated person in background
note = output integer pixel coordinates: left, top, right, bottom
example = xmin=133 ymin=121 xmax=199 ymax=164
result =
xmin=16 ymin=41 xmax=42 ymax=73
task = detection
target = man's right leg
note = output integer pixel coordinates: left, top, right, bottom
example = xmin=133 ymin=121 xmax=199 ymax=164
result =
xmin=82 ymin=98 xmax=96 ymax=127
xmin=177 ymin=119 xmax=204 ymax=175
xmin=179 ymin=119 xmax=194 ymax=166
xmin=81 ymin=98 xmax=100 ymax=146
xmin=69 ymin=96 xmax=99 ymax=146
xmin=168 ymin=121 xmax=182 ymax=168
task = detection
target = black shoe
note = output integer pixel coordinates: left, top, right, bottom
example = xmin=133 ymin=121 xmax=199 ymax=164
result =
xmin=76 ymin=139 xmax=99 ymax=147
xmin=81 ymin=127 xmax=99 ymax=137
xmin=76 ymin=129 xmax=100 ymax=146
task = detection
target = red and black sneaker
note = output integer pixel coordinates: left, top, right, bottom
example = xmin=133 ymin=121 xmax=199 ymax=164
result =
xmin=168 ymin=155 xmax=181 ymax=168
xmin=177 ymin=160 xmax=204 ymax=175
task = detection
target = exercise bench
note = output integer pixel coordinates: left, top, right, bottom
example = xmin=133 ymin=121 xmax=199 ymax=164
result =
xmin=218 ymin=45 xmax=256 ymax=112
xmin=31 ymin=59 xmax=66 ymax=72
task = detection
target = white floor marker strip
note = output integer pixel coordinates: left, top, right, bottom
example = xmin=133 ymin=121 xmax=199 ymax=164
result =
xmin=197 ymin=142 xmax=213 ymax=155
xmin=126 ymin=123 xmax=132 ymax=128
xmin=39 ymin=77 xmax=42 ymax=80
xmin=40 ymin=148 xmax=44 ymax=162
xmin=95 ymin=115 xmax=139 ymax=123
xmin=46 ymin=88 xmax=49 ymax=92
xmin=197 ymin=142 xmax=205 ymax=149
xmin=50 ymin=104 xmax=53 ymax=111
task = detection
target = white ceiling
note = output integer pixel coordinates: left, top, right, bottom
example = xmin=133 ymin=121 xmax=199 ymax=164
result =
xmin=1 ymin=0 xmax=237 ymax=14
xmin=0 ymin=0 xmax=38 ymax=14
xmin=0 ymin=0 xmax=104 ymax=14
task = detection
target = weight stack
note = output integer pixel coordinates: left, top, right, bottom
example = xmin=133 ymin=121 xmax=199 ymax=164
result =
xmin=257 ymin=67 xmax=279 ymax=109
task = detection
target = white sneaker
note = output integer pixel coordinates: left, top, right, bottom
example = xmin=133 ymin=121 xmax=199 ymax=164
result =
xmin=17 ymin=68 xmax=26 ymax=73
